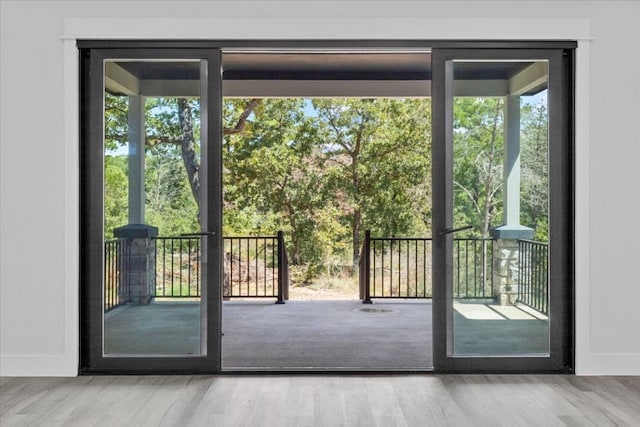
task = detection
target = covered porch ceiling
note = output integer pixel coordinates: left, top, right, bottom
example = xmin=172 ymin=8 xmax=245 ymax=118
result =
xmin=106 ymin=51 xmax=548 ymax=98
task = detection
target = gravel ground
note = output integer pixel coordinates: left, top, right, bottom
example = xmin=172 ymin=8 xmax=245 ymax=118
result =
xmin=288 ymin=285 xmax=359 ymax=300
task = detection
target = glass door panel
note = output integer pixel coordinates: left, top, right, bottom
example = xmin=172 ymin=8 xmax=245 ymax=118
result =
xmin=80 ymin=47 xmax=222 ymax=373
xmin=450 ymin=60 xmax=550 ymax=356
xmin=102 ymin=59 xmax=207 ymax=356
xmin=432 ymin=48 xmax=572 ymax=371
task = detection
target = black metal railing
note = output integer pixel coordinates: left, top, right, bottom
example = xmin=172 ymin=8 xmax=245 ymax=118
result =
xmin=518 ymin=239 xmax=549 ymax=315
xmin=453 ymin=238 xmax=494 ymax=299
xmin=360 ymin=231 xmax=494 ymax=302
xmin=104 ymin=239 xmax=130 ymax=312
xmin=224 ymin=231 xmax=289 ymax=302
xmin=152 ymin=232 xmax=289 ymax=302
xmin=361 ymin=231 xmax=432 ymax=302
xmin=154 ymin=236 xmax=201 ymax=298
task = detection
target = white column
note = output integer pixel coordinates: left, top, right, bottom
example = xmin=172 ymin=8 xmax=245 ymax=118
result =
xmin=491 ymin=95 xmax=533 ymax=305
xmin=503 ymin=95 xmax=521 ymax=226
xmin=491 ymin=95 xmax=533 ymax=241
xmin=128 ymin=95 xmax=145 ymax=224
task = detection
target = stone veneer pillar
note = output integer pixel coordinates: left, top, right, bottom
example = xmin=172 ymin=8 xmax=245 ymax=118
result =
xmin=114 ymin=224 xmax=159 ymax=305
xmin=490 ymin=226 xmax=533 ymax=306
xmin=488 ymin=94 xmax=538 ymax=305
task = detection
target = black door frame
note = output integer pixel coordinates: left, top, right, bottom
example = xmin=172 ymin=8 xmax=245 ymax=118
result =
xmin=431 ymin=48 xmax=574 ymax=372
xmin=79 ymin=40 xmax=574 ymax=374
xmin=80 ymin=47 xmax=223 ymax=374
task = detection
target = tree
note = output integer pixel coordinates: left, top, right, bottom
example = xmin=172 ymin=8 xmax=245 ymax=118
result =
xmin=145 ymin=97 xmax=260 ymax=214
xmin=363 ymin=99 xmax=432 ymax=236
xmin=144 ymin=142 xmax=199 ymax=236
xmin=452 ymin=97 xmax=504 ymax=237
xmin=177 ymin=98 xmax=200 ymax=205
xmin=314 ymin=98 xmax=431 ymax=269
xmin=221 ymin=98 xmax=431 ymax=278
xmin=223 ymin=99 xmax=326 ymax=268
xmin=103 ymin=94 xmax=260 ymax=234
xmin=314 ymin=99 xmax=375 ymax=268
xmin=520 ymin=99 xmax=549 ymax=240
xmin=104 ymin=155 xmax=128 ymax=237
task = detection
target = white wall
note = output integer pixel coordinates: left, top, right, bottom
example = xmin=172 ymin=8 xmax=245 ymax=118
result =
xmin=1 ymin=1 xmax=639 ymax=376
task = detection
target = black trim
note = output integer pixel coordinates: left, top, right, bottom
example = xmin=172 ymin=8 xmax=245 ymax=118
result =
xmin=223 ymin=70 xmax=430 ymax=81
xmin=431 ymin=49 xmax=574 ymax=373
xmin=79 ymin=48 xmax=223 ymax=374
xmin=431 ymin=49 xmax=448 ymax=371
xmin=77 ymin=39 xmax=577 ymax=50
xmin=79 ymin=39 xmax=575 ymax=375
xmin=78 ymin=47 xmax=92 ymax=372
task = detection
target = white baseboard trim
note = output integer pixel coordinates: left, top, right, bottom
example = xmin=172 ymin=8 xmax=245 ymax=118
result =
xmin=576 ymin=353 xmax=640 ymax=376
xmin=0 ymin=354 xmax=77 ymax=377
xmin=2 ymin=353 xmax=637 ymax=376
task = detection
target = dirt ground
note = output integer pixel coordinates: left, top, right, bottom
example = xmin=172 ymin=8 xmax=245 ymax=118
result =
xmin=288 ymin=284 xmax=359 ymax=300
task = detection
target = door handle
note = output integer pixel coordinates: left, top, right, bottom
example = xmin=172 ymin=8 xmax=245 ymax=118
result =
xmin=180 ymin=232 xmax=216 ymax=237
xmin=439 ymin=225 xmax=473 ymax=236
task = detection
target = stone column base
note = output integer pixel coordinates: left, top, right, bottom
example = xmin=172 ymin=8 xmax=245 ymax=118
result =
xmin=114 ymin=224 xmax=159 ymax=306
xmin=490 ymin=225 xmax=533 ymax=306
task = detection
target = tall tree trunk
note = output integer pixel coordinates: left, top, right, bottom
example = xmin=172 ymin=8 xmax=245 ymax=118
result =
xmin=284 ymin=200 xmax=301 ymax=265
xmin=480 ymin=100 xmax=503 ymax=237
xmin=175 ymin=97 xmax=261 ymax=212
xmin=479 ymin=101 xmax=502 ymax=290
xmin=177 ymin=99 xmax=200 ymax=211
xmin=352 ymin=208 xmax=361 ymax=273
xmin=350 ymin=126 xmax=364 ymax=274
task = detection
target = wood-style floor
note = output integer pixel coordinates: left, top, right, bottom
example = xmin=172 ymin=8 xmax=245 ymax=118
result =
xmin=1 ymin=375 xmax=639 ymax=426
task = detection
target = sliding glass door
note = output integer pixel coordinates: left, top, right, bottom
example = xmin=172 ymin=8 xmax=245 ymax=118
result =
xmin=81 ymin=48 xmax=223 ymax=373
xmin=432 ymin=48 xmax=573 ymax=371
xmin=80 ymin=41 xmax=573 ymax=374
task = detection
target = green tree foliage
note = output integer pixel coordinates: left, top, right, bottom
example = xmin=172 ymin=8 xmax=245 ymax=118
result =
xmin=104 ymin=93 xmax=128 ymax=150
xmin=314 ymin=99 xmax=431 ymax=268
xmin=104 ymin=155 xmax=128 ymax=238
xmin=222 ymin=98 xmax=431 ymax=276
xmin=103 ymin=94 xmax=201 ymax=236
xmin=144 ymin=142 xmax=200 ymax=236
xmin=223 ymin=99 xmax=326 ymax=269
xmin=520 ymin=98 xmax=549 ymax=240
xmin=104 ymin=93 xmax=129 ymax=237
xmin=103 ymin=92 xmax=549 ymax=282
xmin=452 ymin=95 xmax=549 ymax=241
xmin=453 ymin=97 xmax=504 ymax=237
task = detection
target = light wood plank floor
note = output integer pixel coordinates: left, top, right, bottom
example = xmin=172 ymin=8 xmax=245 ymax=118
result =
xmin=1 ymin=375 xmax=639 ymax=426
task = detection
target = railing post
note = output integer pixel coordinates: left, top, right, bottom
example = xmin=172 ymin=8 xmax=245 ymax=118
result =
xmin=282 ymin=243 xmax=289 ymax=301
xmin=122 ymin=239 xmax=131 ymax=305
xmin=362 ymin=230 xmax=372 ymax=304
xmin=276 ymin=231 xmax=286 ymax=304
xmin=359 ymin=245 xmax=365 ymax=300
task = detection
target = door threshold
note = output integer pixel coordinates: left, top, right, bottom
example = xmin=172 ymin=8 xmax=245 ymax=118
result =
xmin=220 ymin=367 xmax=435 ymax=375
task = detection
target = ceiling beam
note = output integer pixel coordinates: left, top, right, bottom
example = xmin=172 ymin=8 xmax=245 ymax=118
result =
xmin=105 ymin=75 xmax=526 ymax=98
xmin=454 ymin=80 xmax=509 ymax=97
xmin=105 ymin=62 xmax=139 ymax=95
xmin=223 ymin=80 xmax=431 ymax=98
xmin=139 ymin=80 xmax=201 ymax=97
xmin=509 ymin=62 xmax=548 ymax=95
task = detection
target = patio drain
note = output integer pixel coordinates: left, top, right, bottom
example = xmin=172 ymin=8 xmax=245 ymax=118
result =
xmin=356 ymin=307 xmax=396 ymax=313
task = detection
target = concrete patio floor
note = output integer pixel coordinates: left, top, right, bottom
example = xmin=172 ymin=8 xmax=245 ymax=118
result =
xmin=104 ymin=299 xmax=549 ymax=370
xmin=453 ymin=301 xmax=549 ymax=355
xmin=222 ymin=300 xmax=431 ymax=370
